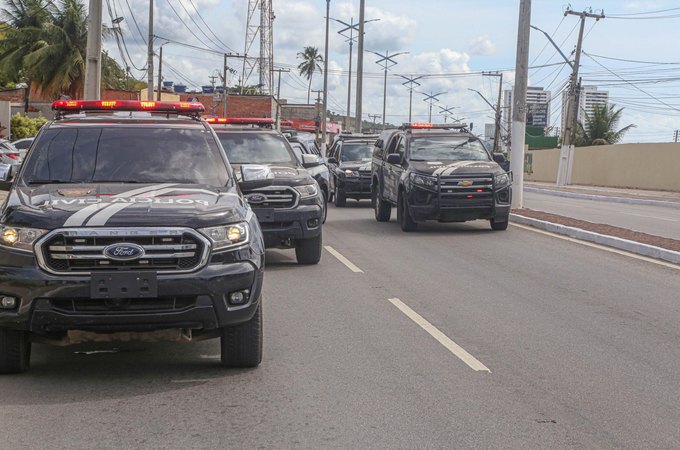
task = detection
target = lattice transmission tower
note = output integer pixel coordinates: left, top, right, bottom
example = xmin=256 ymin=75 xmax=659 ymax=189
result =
xmin=241 ymin=0 xmax=274 ymax=95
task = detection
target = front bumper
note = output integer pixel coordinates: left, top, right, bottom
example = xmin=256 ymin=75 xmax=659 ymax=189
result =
xmin=251 ymin=203 xmax=323 ymax=247
xmin=0 ymin=248 xmax=264 ymax=335
xmin=407 ymin=186 xmax=512 ymax=222
xmin=337 ymin=175 xmax=372 ymax=199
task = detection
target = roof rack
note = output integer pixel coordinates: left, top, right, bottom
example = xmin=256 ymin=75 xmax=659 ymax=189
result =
xmin=205 ymin=117 xmax=274 ymax=128
xmin=51 ymin=100 xmax=205 ymax=120
xmin=400 ymin=122 xmax=469 ymax=132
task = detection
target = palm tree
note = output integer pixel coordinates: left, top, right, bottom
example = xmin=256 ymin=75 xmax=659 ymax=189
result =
xmin=23 ymin=0 xmax=88 ymax=99
xmin=575 ymin=104 xmax=636 ymax=146
xmin=0 ymin=0 xmax=54 ymax=110
xmin=297 ymin=46 xmax=323 ymax=104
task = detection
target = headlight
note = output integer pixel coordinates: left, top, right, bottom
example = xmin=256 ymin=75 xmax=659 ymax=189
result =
xmin=343 ymin=169 xmax=359 ymax=177
xmin=494 ymin=173 xmax=511 ymax=188
xmin=294 ymin=183 xmax=318 ymax=198
xmin=412 ymin=173 xmax=437 ymax=189
xmin=0 ymin=226 xmax=47 ymax=252
xmin=199 ymin=222 xmax=249 ymax=251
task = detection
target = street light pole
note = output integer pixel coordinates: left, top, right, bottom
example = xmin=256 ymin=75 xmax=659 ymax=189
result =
xmin=147 ymin=0 xmax=154 ymax=100
xmin=399 ymin=75 xmax=422 ymax=123
xmin=422 ymin=91 xmax=445 ymax=122
xmin=369 ymin=50 xmax=408 ymax=129
xmin=355 ymin=0 xmax=365 ymax=132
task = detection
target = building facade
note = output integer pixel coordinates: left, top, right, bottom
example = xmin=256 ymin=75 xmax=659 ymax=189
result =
xmin=562 ymin=85 xmax=609 ymax=127
xmin=503 ymin=86 xmax=552 ymax=140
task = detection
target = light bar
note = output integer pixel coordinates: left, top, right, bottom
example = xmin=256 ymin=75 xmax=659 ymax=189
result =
xmin=205 ymin=117 xmax=274 ymax=125
xmin=403 ymin=122 xmax=468 ymax=130
xmin=52 ymin=100 xmax=205 ymax=113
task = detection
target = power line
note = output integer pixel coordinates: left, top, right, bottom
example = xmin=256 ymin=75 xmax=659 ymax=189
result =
xmin=164 ymin=0 xmax=224 ymax=54
xmin=122 ymin=0 xmax=147 ymax=45
xmin=187 ymin=0 xmax=238 ymax=54
xmin=608 ymin=7 xmax=680 ymax=17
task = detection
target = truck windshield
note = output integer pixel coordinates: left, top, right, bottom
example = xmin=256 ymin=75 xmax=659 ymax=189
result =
xmin=409 ymin=137 xmax=490 ymax=162
xmin=341 ymin=143 xmax=373 ymax=162
xmin=21 ymin=127 xmax=230 ymax=186
xmin=216 ymin=132 xmax=296 ymax=165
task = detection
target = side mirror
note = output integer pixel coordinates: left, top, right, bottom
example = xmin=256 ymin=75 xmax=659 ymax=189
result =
xmin=327 ymin=157 xmax=338 ymax=165
xmin=240 ymin=164 xmax=274 ymax=182
xmin=375 ymin=139 xmax=384 ymax=149
xmin=386 ymin=153 xmax=402 ymax=165
xmin=302 ymin=153 xmax=320 ymax=168
xmin=0 ymin=163 xmax=12 ymax=191
xmin=492 ymin=153 xmax=507 ymax=164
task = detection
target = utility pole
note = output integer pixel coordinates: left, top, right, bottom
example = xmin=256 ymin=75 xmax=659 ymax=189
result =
xmin=674 ymin=130 xmax=679 ymax=142
xmin=332 ymin=17 xmax=380 ymax=132
xmin=510 ymin=0 xmax=531 ymax=209
xmin=223 ymin=54 xmax=228 ymax=117
xmin=369 ymin=114 xmax=381 ymax=132
xmin=422 ymin=91 xmax=445 ymax=122
xmin=273 ymin=67 xmax=290 ymax=129
xmin=557 ymin=7 xmax=605 ymax=186
xmin=156 ymin=45 xmax=162 ymax=101
xmin=399 ymin=75 xmax=423 ymax=123
xmin=482 ymin=71 xmax=503 ymax=153
xmin=322 ymin=0 xmax=330 ymax=155
xmin=369 ymin=50 xmax=408 ymax=129
xmin=355 ymin=0 xmax=366 ymax=132
xmin=313 ymin=89 xmax=323 ymax=144
xmin=84 ymin=0 xmax=103 ymax=99
xmin=438 ymin=105 xmax=458 ymax=123
xmin=147 ymin=0 xmax=154 ymax=100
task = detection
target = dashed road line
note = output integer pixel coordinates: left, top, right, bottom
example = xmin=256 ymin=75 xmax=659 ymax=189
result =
xmin=324 ymin=246 xmax=364 ymax=273
xmin=387 ymin=297 xmax=491 ymax=373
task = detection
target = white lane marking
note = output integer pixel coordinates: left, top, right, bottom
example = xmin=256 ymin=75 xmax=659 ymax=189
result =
xmin=510 ymin=222 xmax=680 ymax=271
xmin=324 ymin=246 xmax=364 ymax=273
xmin=388 ymin=297 xmax=491 ymax=373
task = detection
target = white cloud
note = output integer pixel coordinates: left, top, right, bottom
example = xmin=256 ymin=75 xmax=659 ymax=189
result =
xmin=468 ymin=36 xmax=497 ymax=56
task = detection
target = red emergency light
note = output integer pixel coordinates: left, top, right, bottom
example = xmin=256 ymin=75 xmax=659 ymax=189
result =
xmin=403 ymin=122 xmax=469 ymax=130
xmin=51 ymin=100 xmax=205 ymax=113
xmin=205 ymin=117 xmax=275 ymax=125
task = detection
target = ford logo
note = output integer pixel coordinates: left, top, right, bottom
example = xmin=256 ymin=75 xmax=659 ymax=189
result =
xmin=103 ymin=243 xmax=145 ymax=261
xmin=245 ymin=193 xmax=267 ymax=204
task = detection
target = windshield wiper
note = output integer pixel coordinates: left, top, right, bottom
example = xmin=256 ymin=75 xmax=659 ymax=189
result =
xmin=90 ymin=180 xmax=144 ymax=183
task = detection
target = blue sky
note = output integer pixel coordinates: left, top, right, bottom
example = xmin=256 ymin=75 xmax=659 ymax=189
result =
xmin=104 ymin=1 xmax=680 ymax=143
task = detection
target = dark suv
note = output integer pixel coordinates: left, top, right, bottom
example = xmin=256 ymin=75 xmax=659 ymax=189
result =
xmin=0 ymin=100 xmax=265 ymax=373
xmin=371 ymin=123 xmax=512 ymax=231
xmin=209 ymin=118 xmax=324 ymax=264
xmin=326 ymin=136 xmax=377 ymax=207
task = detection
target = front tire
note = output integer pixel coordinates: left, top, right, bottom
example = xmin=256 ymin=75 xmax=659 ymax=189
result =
xmin=334 ymin=185 xmax=346 ymax=207
xmin=295 ymin=231 xmax=322 ymax=264
xmin=373 ymin=186 xmax=391 ymax=222
xmin=490 ymin=217 xmax=509 ymax=231
xmin=397 ymin=192 xmax=418 ymax=232
xmin=220 ymin=300 xmax=263 ymax=368
xmin=0 ymin=328 xmax=31 ymax=374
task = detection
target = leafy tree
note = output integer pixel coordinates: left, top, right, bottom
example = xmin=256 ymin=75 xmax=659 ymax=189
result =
xmin=575 ymin=104 xmax=636 ymax=146
xmin=10 ymin=113 xmax=47 ymax=139
xmin=296 ymin=46 xmax=323 ymax=104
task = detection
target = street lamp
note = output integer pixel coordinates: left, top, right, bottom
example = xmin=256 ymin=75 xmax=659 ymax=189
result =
xmin=399 ymin=75 xmax=423 ymax=123
xmin=368 ymin=50 xmax=408 ymax=129
xmin=421 ymin=91 xmax=445 ymax=122
xmin=331 ymin=17 xmax=380 ymax=131
xmin=438 ymin=105 xmax=459 ymax=123
xmin=322 ymin=0 xmax=330 ymax=154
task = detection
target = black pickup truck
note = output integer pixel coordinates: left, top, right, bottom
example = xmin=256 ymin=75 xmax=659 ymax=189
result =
xmin=208 ymin=118 xmax=324 ymax=265
xmin=326 ymin=135 xmax=378 ymax=207
xmin=371 ymin=123 xmax=512 ymax=231
xmin=0 ymin=100 xmax=265 ymax=373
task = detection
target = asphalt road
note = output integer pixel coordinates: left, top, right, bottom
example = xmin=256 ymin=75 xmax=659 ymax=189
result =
xmin=523 ymin=190 xmax=680 ymax=240
xmin=3 ymin=200 xmax=680 ymax=449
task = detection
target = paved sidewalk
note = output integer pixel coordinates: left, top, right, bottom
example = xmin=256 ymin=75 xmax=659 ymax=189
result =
xmin=525 ymin=182 xmax=680 ymax=205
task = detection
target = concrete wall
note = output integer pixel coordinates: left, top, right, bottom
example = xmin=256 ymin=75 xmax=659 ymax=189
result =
xmin=525 ymin=143 xmax=680 ymax=191
xmin=525 ymin=148 xmax=560 ymax=183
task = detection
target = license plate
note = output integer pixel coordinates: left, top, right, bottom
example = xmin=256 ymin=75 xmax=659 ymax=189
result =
xmin=90 ymin=272 xmax=158 ymax=299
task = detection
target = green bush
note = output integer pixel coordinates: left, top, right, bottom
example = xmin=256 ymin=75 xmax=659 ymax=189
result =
xmin=10 ymin=114 xmax=47 ymax=140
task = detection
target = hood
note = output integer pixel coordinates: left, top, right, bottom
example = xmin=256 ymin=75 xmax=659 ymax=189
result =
xmin=408 ymin=160 xmax=503 ymax=177
xmin=338 ymin=161 xmax=372 ymax=171
xmin=233 ymin=164 xmax=316 ymax=190
xmin=2 ymin=182 xmax=248 ymax=229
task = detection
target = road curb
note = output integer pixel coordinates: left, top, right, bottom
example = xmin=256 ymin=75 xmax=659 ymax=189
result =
xmin=510 ymin=213 xmax=680 ymax=265
xmin=524 ymin=187 xmax=680 ymax=208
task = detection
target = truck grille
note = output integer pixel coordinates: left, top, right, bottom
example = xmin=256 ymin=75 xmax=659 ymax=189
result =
xmin=242 ymin=186 xmax=298 ymax=209
xmin=438 ymin=173 xmax=494 ymax=207
xmin=36 ymin=228 xmax=210 ymax=275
